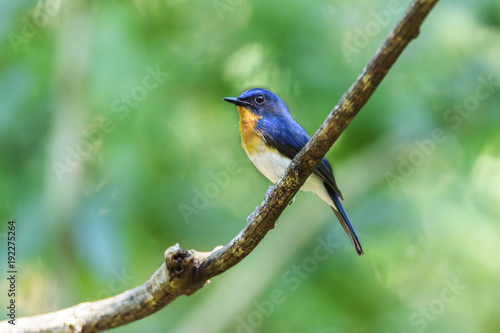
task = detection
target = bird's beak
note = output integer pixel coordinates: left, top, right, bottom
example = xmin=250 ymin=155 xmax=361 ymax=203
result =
xmin=222 ymin=97 xmax=251 ymax=107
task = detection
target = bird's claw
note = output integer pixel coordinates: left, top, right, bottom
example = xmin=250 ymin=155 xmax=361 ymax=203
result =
xmin=265 ymin=185 xmax=274 ymax=198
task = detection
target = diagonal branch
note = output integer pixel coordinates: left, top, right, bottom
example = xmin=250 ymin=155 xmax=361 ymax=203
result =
xmin=2 ymin=0 xmax=439 ymax=332
xmin=198 ymin=0 xmax=439 ymax=278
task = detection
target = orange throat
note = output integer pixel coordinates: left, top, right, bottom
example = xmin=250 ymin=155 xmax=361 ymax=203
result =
xmin=237 ymin=106 xmax=262 ymax=155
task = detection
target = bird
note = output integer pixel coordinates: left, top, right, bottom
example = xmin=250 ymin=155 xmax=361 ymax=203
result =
xmin=223 ymin=88 xmax=363 ymax=256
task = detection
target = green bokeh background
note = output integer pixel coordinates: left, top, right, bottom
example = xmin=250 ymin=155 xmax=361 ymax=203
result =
xmin=1 ymin=0 xmax=500 ymax=332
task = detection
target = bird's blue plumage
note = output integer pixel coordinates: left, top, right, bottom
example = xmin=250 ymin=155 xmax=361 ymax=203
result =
xmin=254 ymin=98 xmax=344 ymax=199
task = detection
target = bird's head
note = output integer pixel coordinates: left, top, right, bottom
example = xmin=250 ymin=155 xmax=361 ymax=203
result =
xmin=223 ymin=88 xmax=289 ymax=118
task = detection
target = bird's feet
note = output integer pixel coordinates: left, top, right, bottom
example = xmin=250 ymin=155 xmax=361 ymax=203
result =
xmin=265 ymin=185 xmax=274 ymax=198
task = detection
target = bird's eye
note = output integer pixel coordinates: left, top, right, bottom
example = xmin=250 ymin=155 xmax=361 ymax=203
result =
xmin=255 ymin=94 xmax=265 ymax=104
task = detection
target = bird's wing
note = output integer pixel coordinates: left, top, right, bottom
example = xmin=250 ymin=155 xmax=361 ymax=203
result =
xmin=257 ymin=116 xmax=344 ymax=200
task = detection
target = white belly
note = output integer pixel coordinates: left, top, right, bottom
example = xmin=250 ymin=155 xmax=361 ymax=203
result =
xmin=247 ymin=145 xmax=335 ymax=208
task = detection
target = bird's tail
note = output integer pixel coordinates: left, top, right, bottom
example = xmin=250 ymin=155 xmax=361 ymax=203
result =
xmin=325 ymin=184 xmax=364 ymax=256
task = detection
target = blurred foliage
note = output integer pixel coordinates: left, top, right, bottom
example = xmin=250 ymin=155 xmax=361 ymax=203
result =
xmin=1 ymin=0 xmax=500 ymax=332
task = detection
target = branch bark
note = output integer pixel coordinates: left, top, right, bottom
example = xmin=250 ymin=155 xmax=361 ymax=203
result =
xmin=2 ymin=0 xmax=439 ymax=332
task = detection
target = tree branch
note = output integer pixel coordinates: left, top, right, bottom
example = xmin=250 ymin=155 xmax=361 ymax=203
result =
xmin=2 ymin=0 xmax=439 ymax=332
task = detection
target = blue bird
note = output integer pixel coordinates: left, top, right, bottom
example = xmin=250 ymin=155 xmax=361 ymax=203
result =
xmin=223 ymin=88 xmax=363 ymax=256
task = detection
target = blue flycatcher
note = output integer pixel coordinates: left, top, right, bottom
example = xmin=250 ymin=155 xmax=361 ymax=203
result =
xmin=223 ymin=88 xmax=363 ymax=256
